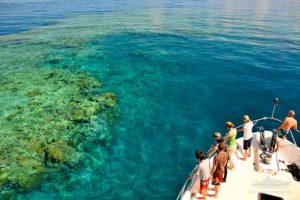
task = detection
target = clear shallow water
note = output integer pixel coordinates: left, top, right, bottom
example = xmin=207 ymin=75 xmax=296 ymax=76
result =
xmin=1 ymin=0 xmax=300 ymax=199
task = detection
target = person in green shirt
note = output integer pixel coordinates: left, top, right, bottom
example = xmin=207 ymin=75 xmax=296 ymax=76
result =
xmin=223 ymin=121 xmax=237 ymax=170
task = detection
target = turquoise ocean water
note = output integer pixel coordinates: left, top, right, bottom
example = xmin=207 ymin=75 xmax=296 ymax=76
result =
xmin=1 ymin=0 xmax=300 ymax=199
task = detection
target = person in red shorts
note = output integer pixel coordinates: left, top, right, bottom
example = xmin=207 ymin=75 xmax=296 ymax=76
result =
xmin=189 ymin=150 xmax=210 ymax=200
xmin=210 ymin=142 xmax=229 ymax=198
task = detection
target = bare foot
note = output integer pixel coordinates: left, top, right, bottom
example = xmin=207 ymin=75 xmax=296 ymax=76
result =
xmin=228 ymin=165 xmax=235 ymax=170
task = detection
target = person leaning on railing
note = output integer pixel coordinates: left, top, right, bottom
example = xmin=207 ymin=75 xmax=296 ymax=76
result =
xmin=223 ymin=121 xmax=237 ymax=170
xmin=275 ymin=110 xmax=298 ymax=151
xmin=188 ymin=150 xmax=211 ymax=200
xmin=210 ymin=142 xmax=229 ymax=198
xmin=237 ymin=115 xmax=254 ymax=161
xmin=206 ymin=132 xmax=224 ymax=157
xmin=206 ymin=132 xmax=229 ymax=183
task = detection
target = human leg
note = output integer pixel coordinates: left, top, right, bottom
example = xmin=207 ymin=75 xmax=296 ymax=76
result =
xmin=241 ymin=138 xmax=252 ymax=159
xmin=248 ymin=147 xmax=252 ymax=157
xmin=200 ymin=178 xmax=210 ymax=200
xmin=223 ymin=166 xmax=227 ymax=182
xmin=227 ymin=146 xmax=236 ymax=169
xmin=211 ymin=171 xmax=223 ymax=198
xmin=275 ymin=134 xmax=286 ymax=152
xmin=241 ymin=140 xmax=247 ymax=160
xmin=213 ymin=185 xmax=221 ymax=198
xmin=247 ymin=138 xmax=253 ymax=157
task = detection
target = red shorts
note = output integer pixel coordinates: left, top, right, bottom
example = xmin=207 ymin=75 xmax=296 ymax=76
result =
xmin=200 ymin=178 xmax=210 ymax=191
xmin=212 ymin=171 xmax=223 ymax=185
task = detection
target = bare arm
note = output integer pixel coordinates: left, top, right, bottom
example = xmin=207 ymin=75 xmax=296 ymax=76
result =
xmin=188 ymin=165 xmax=200 ymax=180
xmin=293 ymin=121 xmax=298 ymax=130
xmin=206 ymin=144 xmax=218 ymax=158
xmin=237 ymin=127 xmax=244 ymax=133
xmin=276 ymin=118 xmax=287 ymax=132
xmin=223 ymin=130 xmax=233 ymax=140
xmin=210 ymin=159 xmax=217 ymax=176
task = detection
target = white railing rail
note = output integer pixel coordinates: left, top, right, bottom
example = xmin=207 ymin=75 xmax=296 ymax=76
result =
xmin=289 ymin=129 xmax=298 ymax=146
xmin=175 ymin=165 xmax=198 ymax=200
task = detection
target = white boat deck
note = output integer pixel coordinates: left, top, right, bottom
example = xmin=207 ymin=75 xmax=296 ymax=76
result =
xmin=182 ymin=131 xmax=300 ymax=200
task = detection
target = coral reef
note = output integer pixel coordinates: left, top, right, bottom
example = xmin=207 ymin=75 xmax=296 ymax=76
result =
xmin=0 ymin=13 xmax=128 ymax=199
xmin=45 ymin=140 xmax=82 ymax=166
xmin=0 ymin=68 xmax=117 ymax=196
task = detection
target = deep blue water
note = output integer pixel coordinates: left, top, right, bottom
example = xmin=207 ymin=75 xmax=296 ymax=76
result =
xmin=1 ymin=0 xmax=300 ymax=199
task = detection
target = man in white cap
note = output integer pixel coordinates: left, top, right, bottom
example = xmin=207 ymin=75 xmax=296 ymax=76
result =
xmin=206 ymin=132 xmax=224 ymax=157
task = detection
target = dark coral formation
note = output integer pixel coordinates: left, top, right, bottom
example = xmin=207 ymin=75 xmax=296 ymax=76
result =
xmin=0 ymin=68 xmax=117 ymax=196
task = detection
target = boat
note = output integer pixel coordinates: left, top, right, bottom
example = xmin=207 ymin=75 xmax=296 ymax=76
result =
xmin=176 ymin=98 xmax=300 ymax=200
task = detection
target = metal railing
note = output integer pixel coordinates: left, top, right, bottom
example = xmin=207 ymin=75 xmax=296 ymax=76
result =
xmin=175 ymin=151 xmax=216 ymax=200
xmin=175 ymin=165 xmax=198 ymax=200
xmin=176 ymin=116 xmax=299 ymax=200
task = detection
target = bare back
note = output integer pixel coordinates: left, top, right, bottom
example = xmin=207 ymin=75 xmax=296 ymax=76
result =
xmin=213 ymin=151 xmax=229 ymax=173
xmin=281 ymin=117 xmax=298 ymax=130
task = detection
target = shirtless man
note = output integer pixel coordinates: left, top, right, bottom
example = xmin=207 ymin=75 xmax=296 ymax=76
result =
xmin=275 ymin=110 xmax=298 ymax=151
xmin=206 ymin=133 xmax=228 ymax=182
xmin=210 ymin=142 xmax=229 ymax=198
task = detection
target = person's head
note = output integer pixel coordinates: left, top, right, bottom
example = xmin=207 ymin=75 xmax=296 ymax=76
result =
xmin=195 ymin=150 xmax=206 ymax=161
xmin=212 ymin=132 xmax=222 ymax=141
xmin=226 ymin=121 xmax=234 ymax=129
xmin=243 ymin=115 xmax=250 ymax=123
xmin=218 ymin=142 xmax=226 ymax=152
xmin=288 ymin=110 xmax=295 ymax=117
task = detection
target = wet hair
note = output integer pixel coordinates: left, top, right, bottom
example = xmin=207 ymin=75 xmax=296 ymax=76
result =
xmin=289 ymin=110 xmax=295 ymax=117
xmin=195 ymin=150 xmax=206 ymax=161
xmin=218 ymin=142 xmax=226 ymax=151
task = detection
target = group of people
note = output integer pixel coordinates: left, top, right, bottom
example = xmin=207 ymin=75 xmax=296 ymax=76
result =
xmin=188 ymin=110 xmax=298 ymax=199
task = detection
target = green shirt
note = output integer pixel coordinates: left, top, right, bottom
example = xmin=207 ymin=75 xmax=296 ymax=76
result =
xmin=227 ymin=128 xmax=237 ymax=146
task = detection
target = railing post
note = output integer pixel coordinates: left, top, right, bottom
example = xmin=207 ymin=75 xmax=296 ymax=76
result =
xmin=289 ymin=130 xmax=298 ymax=146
